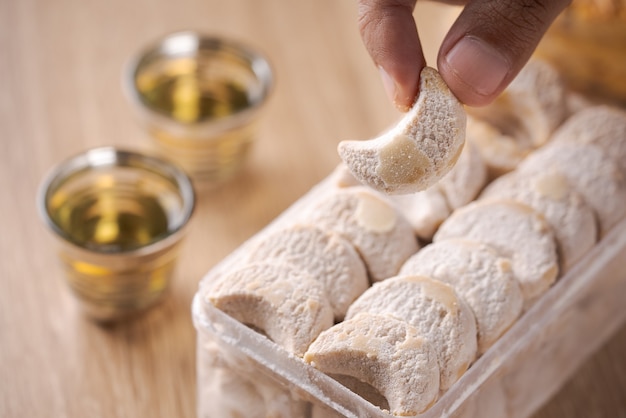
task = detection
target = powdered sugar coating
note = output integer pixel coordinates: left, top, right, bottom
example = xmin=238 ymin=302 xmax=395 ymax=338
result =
xmin=245 ymin=224 xmax=368 ymax=320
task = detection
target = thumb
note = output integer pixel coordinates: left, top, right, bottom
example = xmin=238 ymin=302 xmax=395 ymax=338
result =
xmin=438 ymin=0 xmax=571 ymax=107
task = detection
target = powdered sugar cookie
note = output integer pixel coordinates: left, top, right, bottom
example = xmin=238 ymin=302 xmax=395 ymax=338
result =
xmin=518 ymin=141 xmax=626 ymax=236
xmin=480 ymin=169 xmax=597 ymax=270
xmin=205 ymin=262 xmax=333 ymax=356
xmin=338 ymin=67 xmax=466 ymax=194
xmin=305 ymin=187 xmax=419 ymax=282
xmin=400 ymin=239 xmax=523 ymax=353
xmin=387 ymin=141 xmax=485 ymax=241
xmin=434 ymin=199 xmax=559 ymax=302
xmin=305 ymin=312 xmax=440 ymax=416
xmin=327 ymin=163 xmax=362 ymax=189
xmin=245 ymin=224 xmax=369 ymax=320
xmin=346 ymin=275 xmax=477 ymax=390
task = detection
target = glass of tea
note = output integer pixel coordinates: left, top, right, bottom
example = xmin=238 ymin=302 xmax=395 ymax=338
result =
xmin=37 ymin=147 xmax=195 ymax=322
xmin=124 ymin=31 xmax=273 ymax=184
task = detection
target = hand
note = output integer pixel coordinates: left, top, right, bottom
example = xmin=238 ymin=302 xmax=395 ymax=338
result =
xmin=358 ymin=0 xmax=571 ymax=109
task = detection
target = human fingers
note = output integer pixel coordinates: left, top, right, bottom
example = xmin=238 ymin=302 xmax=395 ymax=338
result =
xmin=357 ymin=0 xmax=423 ymax=111
xmin=438 ymin=0 xmax=571 ymax=107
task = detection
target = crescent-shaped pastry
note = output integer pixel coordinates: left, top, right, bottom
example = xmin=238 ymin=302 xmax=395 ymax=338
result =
xmin=338 ymin=67 xmax=466 ymax=194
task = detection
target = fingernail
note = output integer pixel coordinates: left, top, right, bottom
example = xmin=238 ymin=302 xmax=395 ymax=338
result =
xmin=444 ymin=36 xmax=510 ymax=97
xmin=378 ymin=65 xmax=398 ymax=105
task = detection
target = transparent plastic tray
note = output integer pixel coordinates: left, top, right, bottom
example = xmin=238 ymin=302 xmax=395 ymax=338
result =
xmin=192 ymin=175 xmax=626 ymax=418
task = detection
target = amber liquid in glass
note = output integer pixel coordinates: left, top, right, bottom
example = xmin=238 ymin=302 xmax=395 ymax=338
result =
xmin=50 ymin=187 xmax=169 ymax=252
xmin=136 ymin=57 xmax=250 ymax=123
xmin=47 ymin=174 xmax=183 ymax=320
xmin=135 ymin=56 xmax=258 ymax=182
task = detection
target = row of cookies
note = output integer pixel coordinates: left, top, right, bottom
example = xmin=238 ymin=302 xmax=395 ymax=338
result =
xmin=303 ymin=104 xmax=626 ymax=416
xmin=204 ymin=185 xmax=419 ymax=353
xmin=201 ymin=181 xmax=538 ymax=415
xmin=201 ymin=186 xmax=418 ymax=417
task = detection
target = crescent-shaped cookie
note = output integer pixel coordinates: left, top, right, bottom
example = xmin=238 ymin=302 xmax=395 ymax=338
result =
xmin=205 ymin=262 xmax=334 ymax=356
xmin=434 ymin=199 xmax=559 ymax=303
xmin=305 ymin=312 xmax=440 ymax=416
xmin=480 ymin=169 xmax=597 ymax=270
xmin=338 ymin=67 xmax=466 ymax=194
xmin=400 ymin=239 xmax=523 ymax=353
xmin=346 ymin=275 xmax=477 ymax=390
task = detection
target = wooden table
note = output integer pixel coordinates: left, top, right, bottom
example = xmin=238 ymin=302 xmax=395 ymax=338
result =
xmin=1 ymin=0 xmax=624 ymax=417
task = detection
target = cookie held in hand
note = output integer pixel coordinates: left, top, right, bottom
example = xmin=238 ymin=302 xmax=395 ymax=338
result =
xmin=338 ymin=67 xmax=466 ymax=195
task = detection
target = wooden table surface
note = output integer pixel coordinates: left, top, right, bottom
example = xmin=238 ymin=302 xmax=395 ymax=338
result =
xmin=1 ymin=0 xmax=624 ymax=417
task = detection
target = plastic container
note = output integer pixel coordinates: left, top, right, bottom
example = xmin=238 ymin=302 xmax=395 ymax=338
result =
xmin=192 ymin=173 xmax=626 ymax=418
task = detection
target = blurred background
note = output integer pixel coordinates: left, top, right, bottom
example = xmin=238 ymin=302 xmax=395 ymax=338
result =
xmin=0 ymin=0 xmax=624 ymax=417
